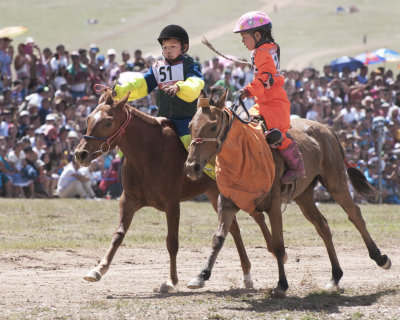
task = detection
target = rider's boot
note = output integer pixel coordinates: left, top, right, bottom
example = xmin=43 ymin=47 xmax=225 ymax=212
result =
xmin=278 ymin=139 xmax=306 ymax=184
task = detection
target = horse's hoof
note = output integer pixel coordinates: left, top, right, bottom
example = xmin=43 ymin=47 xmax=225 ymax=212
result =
xmin=243 ymin=279 xmax=254 ymax=289
xmin=83 ymin=269 xmax=102 ymax=282
xmin=159 ymin=280 xmax=177 ymax=293
xmin=187 ymin=277 xmax=205 ymax=289
xmin=381 ymin=257 xmax=392 ymax=270
xmin=325 ymin=280 xmax=341 ymax=292
xmin=243 ymin=274 xmax=253 ymax=289
xmin=266 ymin=287 xmax=287 ymax=299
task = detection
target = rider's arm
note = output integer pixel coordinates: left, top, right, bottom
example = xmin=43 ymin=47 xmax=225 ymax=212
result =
xmin=114 ymin=68 xmax=158 ymax=101
xmin=175 ymin=63 xmax=205 ymax=102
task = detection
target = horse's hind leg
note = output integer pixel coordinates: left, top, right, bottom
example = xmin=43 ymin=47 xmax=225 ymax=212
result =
xmin=294 ymin=183 xmax=343 ymax=290
xmin=251 ymin=211 xmax=275 ymax=257
xmin=188 ymin=194 xmax=239 ymax=289
xmin=84 ymin=192 xmax=139 ymax=282
xmin=205 ymin=186 xmax=253 ymax=288
xmin=327 ymin=176 xmax=391 ymax=270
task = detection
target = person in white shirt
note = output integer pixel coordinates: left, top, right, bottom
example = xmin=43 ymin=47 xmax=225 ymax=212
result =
xmin=56 ymin=157 xmax=95 ymax=199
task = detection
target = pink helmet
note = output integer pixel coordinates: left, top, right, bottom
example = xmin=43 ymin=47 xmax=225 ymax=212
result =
xmin=233 ymin=11 xmax=272 ymax=33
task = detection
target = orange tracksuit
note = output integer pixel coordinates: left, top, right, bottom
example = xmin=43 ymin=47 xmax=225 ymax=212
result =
xmin=244 ymin=43 xmax=291 ymax=150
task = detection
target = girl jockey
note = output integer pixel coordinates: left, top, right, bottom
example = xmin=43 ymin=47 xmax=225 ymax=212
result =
xmin=234 ymin=11 xmax=306 ymax=184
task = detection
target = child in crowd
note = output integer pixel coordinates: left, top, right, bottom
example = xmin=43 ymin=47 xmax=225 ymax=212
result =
xmin=234 ymin=11 xmax=306 ymax=184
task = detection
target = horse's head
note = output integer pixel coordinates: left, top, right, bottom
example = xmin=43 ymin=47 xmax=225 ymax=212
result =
xmin=74 ymin=89 xmax=130 ymax=167
xmin=185 ymin=89 xmax=228 ymax=180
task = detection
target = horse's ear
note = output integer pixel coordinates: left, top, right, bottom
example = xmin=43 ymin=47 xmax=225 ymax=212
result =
xmin=98 ymin=90 xmax=112 ymax=105
xmin=215 ymin=89 xmax=228 ymax=109
xmin=199 ymin=89 xmax=207 ymax=100
xmin=114 ymin=92 xmax=130 ymax=110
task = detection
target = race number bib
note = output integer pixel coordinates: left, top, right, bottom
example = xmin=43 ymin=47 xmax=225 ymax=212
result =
xmin=153 ymin=61 xmax=184 ymax=89
xmin=270 ymin=50 xmax=280 ymax=72
xmin=251 ymin=46 xmax=280 ymax=74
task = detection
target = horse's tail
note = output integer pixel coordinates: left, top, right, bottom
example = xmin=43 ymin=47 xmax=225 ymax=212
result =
xmin=329 ymin=128 xmax=377 ymax=200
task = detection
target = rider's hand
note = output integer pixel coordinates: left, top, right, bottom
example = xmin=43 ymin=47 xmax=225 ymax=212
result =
xmin=111 ymin=80 xmax=117 ymax=97
xmin=163 ymin=84 xmax=180 ymax=97
xmin=236 ymin=89 xmax=247 ymax=100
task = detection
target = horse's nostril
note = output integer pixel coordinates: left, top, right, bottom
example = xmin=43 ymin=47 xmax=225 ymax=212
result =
xmin=80 ymin=151 xmax=88 ymax=160
xmin=194 ymin=163 xmax=201 ymax=172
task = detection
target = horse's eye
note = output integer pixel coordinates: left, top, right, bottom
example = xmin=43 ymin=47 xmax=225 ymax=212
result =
xmin=211 ymin=125 xmax=217 ymax=132
xmin=105 ymin=121 xmax=112 ymax=127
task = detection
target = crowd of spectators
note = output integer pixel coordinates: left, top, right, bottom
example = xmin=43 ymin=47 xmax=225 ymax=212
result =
xmin=0 ymin=35 xmax=399 ymax=203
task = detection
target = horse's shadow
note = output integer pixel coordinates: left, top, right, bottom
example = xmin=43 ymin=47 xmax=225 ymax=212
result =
xmin=106 ymin=288 xmax=397 ymax=314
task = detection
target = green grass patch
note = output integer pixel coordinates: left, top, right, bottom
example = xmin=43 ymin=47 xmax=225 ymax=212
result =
xmin=0 ymin=199 xmax=399 ymax=251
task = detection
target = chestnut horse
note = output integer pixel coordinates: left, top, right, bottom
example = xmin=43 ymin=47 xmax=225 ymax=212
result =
xmin=74 ymin=89 xmax=273 ymax=292
xmin=185 ymin=90 xmax=391 ymax=296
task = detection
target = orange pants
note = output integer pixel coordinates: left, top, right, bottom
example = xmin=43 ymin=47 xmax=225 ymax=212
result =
xmin=249 ymin=101 xmax=291 ymax=150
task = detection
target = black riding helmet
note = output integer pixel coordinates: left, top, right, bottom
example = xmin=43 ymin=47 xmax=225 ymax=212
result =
xmin=157 ymin=24 xmax=189 ymax=52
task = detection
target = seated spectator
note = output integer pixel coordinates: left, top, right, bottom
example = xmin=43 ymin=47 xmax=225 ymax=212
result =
xmin=22 ymin=146 xmax=48 ymax=198
xmin=78 ymin=160 xmax=102 ymax=197
xmin=56 ymin=157 xmax=96 ymax=199
xmin=0 ymin=171 xmax=12 ymax=197
xmin=1 ymin=143 xmax=32 ymax=198
xmin=40 ymin=151 xmax=58 ymax=198
xmin=99 ymin=158 xmax=122 ymax=199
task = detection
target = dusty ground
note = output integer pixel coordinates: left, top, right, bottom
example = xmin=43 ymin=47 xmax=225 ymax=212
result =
xmin=1 ymin=245 xmax=399 ymax=319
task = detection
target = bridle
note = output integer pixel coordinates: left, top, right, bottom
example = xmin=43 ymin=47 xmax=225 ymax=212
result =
xmin=81 ymin=106 xmax=132 ymax=155
xmin=189 ymin=108 xmax=234 ymax=155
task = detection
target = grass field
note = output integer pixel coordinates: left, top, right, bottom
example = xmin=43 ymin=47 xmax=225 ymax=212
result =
xmin=1 ymin=199 xmax=399 ymax=251
xmin=2 ymin=0 xmax=400 ymax=71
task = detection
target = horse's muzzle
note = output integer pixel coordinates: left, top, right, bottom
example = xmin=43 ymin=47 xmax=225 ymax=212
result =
xmin=185 ymin=161 xmax=203 ymax=180
xmin=74 ymin=149 xmax=90 ymax=167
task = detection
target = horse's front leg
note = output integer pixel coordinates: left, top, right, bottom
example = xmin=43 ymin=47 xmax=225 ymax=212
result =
xmin=84 ymin=193 xmax=139 ymax=282
xmin=188 ymin=194 xmax=239 ymax=289
xmin=267 ymin=198 xmax=289 ymax=298
xmin=158 ymin=202 xmax=180 ymax=293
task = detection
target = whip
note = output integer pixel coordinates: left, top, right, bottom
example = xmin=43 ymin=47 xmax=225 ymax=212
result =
xmin=201 ymin=36 xmax=252 ymax=68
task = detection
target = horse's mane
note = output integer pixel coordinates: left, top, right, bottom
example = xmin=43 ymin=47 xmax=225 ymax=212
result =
xmin=99 ymin=89 xmax=176 ymax=133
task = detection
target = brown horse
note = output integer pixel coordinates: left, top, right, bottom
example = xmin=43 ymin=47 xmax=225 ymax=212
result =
xmin=74 ymin=89 xmax=274 ymax=292
xmin=185 ymin=90 xmax=391 ymax=296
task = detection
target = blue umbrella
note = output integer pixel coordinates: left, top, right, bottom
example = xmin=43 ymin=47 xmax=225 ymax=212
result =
xmin=330 ymin=56 xmax=364 ymax=72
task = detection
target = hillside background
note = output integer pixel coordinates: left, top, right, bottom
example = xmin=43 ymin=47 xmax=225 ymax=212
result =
xmin=2 ymin=0 xmax=400 ymax=72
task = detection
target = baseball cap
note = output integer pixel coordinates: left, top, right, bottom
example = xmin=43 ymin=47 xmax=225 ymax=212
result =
xmin=107 ymin=48 xmax=116 ymax=56
xmin=24 ymin=37 xmax=35 ymax=45
xmin=90 ymin=44 xmax=99 ymax=53
xmin=97 ymin=54 xmax=105 ymax=62
xmin=20 ymin=110 xmax=30 ymax=117
xmin=45 ymin=114 xmax=56 ymax=121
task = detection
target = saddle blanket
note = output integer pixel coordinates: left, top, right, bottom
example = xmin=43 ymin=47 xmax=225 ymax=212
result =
xmin=215 ymin=110 xmax=275 ymax=214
